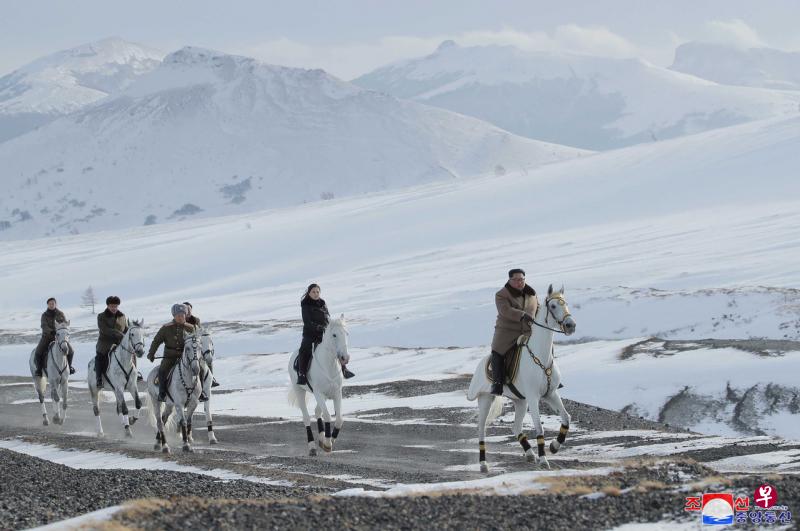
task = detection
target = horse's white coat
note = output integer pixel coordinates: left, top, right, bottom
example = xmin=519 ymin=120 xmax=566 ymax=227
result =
xmin=28 ymin=322 xmax=71 ymax=426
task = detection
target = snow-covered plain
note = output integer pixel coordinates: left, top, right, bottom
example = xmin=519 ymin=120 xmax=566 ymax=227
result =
xmin=1 ymin=110 xmax=799 ymax=438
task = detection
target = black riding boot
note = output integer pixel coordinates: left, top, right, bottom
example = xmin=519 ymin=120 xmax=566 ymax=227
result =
xmin=342 ymin=365 xmax=355 ymax=379
xmin=34 ymin=337 xmax=49 ymax=377
xmin=209 ymin=360 xmax=219 ymax=387
xmin=67 ymin=344 xmax=75 ymax=375
xmin=490 ymin=351 xmax=505 ymax=396
xmin=95 ymin=351 xmax=107 ymax=389
xmin=297 ymin=339 xmax=313 ymax=385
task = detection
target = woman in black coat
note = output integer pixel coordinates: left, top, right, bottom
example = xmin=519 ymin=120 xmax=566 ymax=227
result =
xmin=296 ymin=283 xmax=354 ymax=385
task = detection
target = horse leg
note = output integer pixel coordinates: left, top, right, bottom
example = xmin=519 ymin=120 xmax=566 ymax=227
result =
xmin=115 ymin=389 xmax=132 ymax=438
xmin=90 ymin=377 xmax=104 ymax=437
xmin=154 ymin=400 xmax=169 ymax=453
xmin=34 ymin=373 xmax=49 ymax=426
xmin=295 ymin=387 xmax=316 ymax=456
xmin=59 ymin=380 xmax=69 ymax=425
xmin=512 ymin=398 xmax=534 ymax=462
xmin=314 ymin=403 xmax=324 ymax=445
xmin=331 ymin=389 xmax=343 ymax=450
xmin=50 ymin=379 xmax=62 ymax=424
xmin=477 ymin=394 xmax=492 ymax=473
xmin=177 ymin=407 xmax=192 ymax=453
xmin=129 ymin=383 xmax=142 ymax=426
xmin=528 ymin=399 xmax=549 ymax=469
xmin=314 ymin=392 xmax=333 ymax=452
xmin=204 ymin=383 xmax=217 ymax=444
xmin=544 ymin=392 xmax=571 ymax=454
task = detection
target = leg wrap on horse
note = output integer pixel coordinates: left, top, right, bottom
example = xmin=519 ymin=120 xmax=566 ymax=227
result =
xmin=537 ymin=435 xmax=546 ymax=457
xmin=479 ymin=441 xmax=486 ymax=462
xmin=324 ymin=422 xmax=331 ymax=439
xmin=306 ymin=426 xmax=315 ymax=443
xmin=93 ymin=405 xmax=100 ymax=416
xmin=120 ymin=403 xmax=129 ymax=416
xmin=316 ymin=418 xmax=324 ymax=434
xmin=557 ymin=424 xmax=569 ymax=444
xmin=332 ymin=427 xmax=340 ymax=440
xmin=517 ymin=433 xmax=532 ymax=452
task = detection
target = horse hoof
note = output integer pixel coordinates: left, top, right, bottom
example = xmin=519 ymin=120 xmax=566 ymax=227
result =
xmin=539 ymin=458 xmax=550 ymax=470
xmin=309 ymin=448 xmax=317 ymax=457
xmin=42 ymin=418 xmax=49 ymax=426
xmin=125 ymin=430 xmax=133 ymax=438
xmin=549 ymin=442 xmax=559 ymax=454
xmin=209 ymin=437 xmax=218 ymax=445
xmin=97 ymin=431 xmax=105 ymax=438
xmin=480 ymin=462 xmax=489 ymax=473
xmin=183 ymin=445 xmax=193 ymax=453
xmin=162 ymin=447 xmax=171 ymax=454
xmin=525 ymin=451 xmax=536 ymax=462
xmin=129 ymin=416 xmax=138 ymax=426
xmin=153 ymin=443 xmax=162 ymax=451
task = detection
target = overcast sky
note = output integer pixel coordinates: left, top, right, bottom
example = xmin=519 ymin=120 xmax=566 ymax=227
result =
xmin=2 ymin=0 xmax=798 ymax=79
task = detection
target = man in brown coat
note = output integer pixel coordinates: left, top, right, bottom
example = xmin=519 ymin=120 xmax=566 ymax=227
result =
xmin=34 ymin=297 xmax=75 ymax=376
xmin=490 ymin=268 xmax=538 ymax=395
xmin=95 ymin=296 xmax=127 ymax=388
xmin=148 ymin=304 xmax=196 ymax=402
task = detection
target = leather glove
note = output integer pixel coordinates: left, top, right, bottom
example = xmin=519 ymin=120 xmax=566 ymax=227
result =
xmin=521 ymin=313 xmax=534 ymax=325
xmin=147 ymin=352 xmax=155 ymax=362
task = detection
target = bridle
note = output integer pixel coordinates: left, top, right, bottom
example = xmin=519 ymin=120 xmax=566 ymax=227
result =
xmin=530 ymin=294 xmax=572 ymax=334
xmin=177 ymin=335 xmax=201 ymax=405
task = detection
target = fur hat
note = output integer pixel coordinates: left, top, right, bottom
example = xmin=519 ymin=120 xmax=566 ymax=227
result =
xmin=171 ymin=303 xmax=188 ymax=317
xmin=105 ymin=295 xmax=121 ymax=305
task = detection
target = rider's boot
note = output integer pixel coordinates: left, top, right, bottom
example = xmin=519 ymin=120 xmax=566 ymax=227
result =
xmin=67 ymin=345 xmax=76 ymax=375
xmin=342 ymin=365 xmax=355 ymax=379
xmin=96 ymin=374 xmax=104 ymax=389
xmin=208 ymin=361 xmax=220 ymax=387
xmin=297 ymin=372 xmax=308 ymax=385
xmin=157 ymin=377 xmax=167 ymax=402
xmin=490 ymin=351 xmax=505 ymax=396
xmin=199 ymin=392 xmax=209 ymax=402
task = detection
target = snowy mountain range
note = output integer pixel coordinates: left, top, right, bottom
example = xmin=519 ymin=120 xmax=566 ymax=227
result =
xmin=671 ymin=41 xmax=800 ymax=91
xmin=353 ymin=41 xmax=800 ymax=150
xmin=0 ymin=46 xmax=586 ymax=240
xmin=0 ymin=38 xmax=163 ymax=143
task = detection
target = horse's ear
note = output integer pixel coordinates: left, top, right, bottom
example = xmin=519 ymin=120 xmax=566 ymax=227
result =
xmin=548 ymin=284 xmax=554 ymax=296
xmin=560 ymin=284 xmax=565 ymax=294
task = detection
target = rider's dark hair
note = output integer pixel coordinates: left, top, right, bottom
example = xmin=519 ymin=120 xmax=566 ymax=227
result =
xmin=106 ymin=295 xmax=121 ymax=305
xmin=182 ymin=301 xmax=192 ymax=308
xmin=301 ymin=283 xmax=320 ymax=301
xmin=508 ymin=268 xmax=526 ymax=279
xmin=46 ymin=297 xmax=56 ymax=304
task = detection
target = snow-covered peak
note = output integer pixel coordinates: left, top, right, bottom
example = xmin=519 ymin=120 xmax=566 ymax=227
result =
xmin=670 ymin=41 xmax=800 ymax=91
xmin=354 ymin=42 xmax=800 ymax=150
xmin=0 ymin=37 xmax=163 ymax=116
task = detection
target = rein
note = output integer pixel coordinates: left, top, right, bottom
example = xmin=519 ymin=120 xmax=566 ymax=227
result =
xmin=176 ymin=336 xmax=200 ymax=406
xmin=522 ymin=294 xmax=571 ymax=396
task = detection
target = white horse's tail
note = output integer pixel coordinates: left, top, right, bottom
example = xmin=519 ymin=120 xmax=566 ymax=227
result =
xmin=486 ymin=395 xmax=503 ymax=425
xmin=287 ymin=384 xmax=309 ymax=408
xmin=144 ymin=391 xmax=158 ymax=429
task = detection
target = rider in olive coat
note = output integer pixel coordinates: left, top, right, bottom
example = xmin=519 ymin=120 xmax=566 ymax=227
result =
xmin=34 ymin=297 xmax=75 ymax=376
xmin=148 ymin=304 xmax=196 ymax=402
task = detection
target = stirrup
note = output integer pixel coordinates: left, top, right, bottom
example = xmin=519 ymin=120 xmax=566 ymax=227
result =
xmin=69 ymin=366 xmax=76 ymax=375
xmin=199 ymin=392 xmax=209 ymax=402
xmin=297 ymin=373 xmax=308 ymax=385
xmin=490 ymin=383 xmax=504 ymax=396
xmin=343 ymin=367 xmax=355 ymax=379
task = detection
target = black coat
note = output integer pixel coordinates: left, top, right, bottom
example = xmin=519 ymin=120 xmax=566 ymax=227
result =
xmin=301 ymin=297 xmax=329 ymax=342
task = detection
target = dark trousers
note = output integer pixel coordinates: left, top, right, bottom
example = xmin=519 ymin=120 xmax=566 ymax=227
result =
xmin=158 ymin=357 xmax=179 ymax=399
xmin=95 ymin=350 xmax=109 ymax=384
xmin=298 ymin=337 xmax=318 ymax=375
xmin=34 ymin=336 xmax=52 ymax=372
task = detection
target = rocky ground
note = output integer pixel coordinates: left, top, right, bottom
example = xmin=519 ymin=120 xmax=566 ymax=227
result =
xmin=0 ymin=336 xmax=798 ymax=530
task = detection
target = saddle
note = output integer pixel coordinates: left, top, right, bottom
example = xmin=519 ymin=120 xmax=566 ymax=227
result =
xmin=485 ymin=341 xmax=524 ymax=385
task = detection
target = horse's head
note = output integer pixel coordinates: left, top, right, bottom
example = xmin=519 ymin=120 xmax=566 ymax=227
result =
xmin=183 ymin=330 xmax=201 ymax=376
xmin=324 ymin=315 xmax=350 ymax=366
xmin=127 ymin=319 xmax=146 ymax=358
xmin=199 ymin=327 xmax=214 ymax=365
xmin=544 ymin=284 xmax=576 ymax=336
xmin=55 ymin=321 xmax=70 ymax=352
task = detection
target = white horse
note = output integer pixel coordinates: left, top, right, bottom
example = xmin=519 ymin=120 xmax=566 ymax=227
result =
xmin=287 ymin=316 xmax=350 ymax=455
xmin=186 ymin=328 xmax=217 ymax=444
xmin=88 ymin=319 xmax=146 ymax=438
xmin=468 ymin=284 xmax=576 ymax=472
xmin=29 ymin=321 xmax=72 ymax=426
xmin=145 ymin=331 xmax=201 ymax=453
